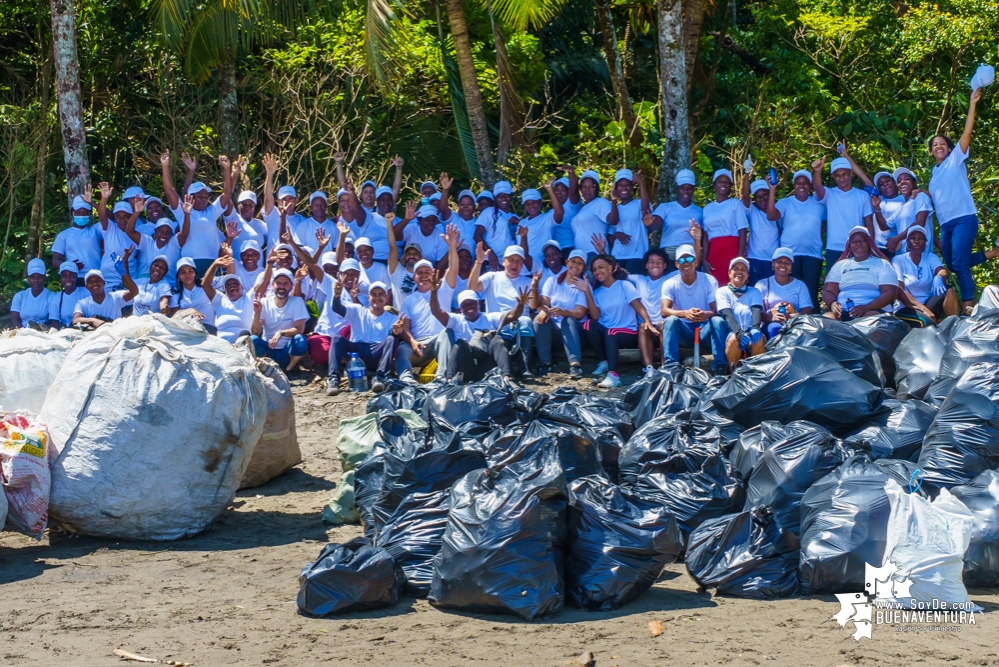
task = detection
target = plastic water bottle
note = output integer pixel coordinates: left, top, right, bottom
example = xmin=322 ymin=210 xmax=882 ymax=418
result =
xmin=777 ymin=303 xmax=787 ymax=317
xmin=347 ymin=353 xmax=368 ymax=392
xmin=769 ymin=167 xmax=778 ymax=186
xmin=844 ymin=298 xmax=855 ymax=322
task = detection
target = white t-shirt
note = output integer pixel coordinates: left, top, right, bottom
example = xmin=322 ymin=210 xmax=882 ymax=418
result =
xmin=702 ymin=198 xmax=748 ymax=240
xmin=825 ymin=256 xmax=897 ymax=307
xmin=340 ymin=301 xmax=397 ymax=344
xmin=403 ymin=222 xmax=448 ymax=263
xmin=661 ymin=272 xmax=719 ymax=323
xmin=929 ymin=145 xmax=976 ymax=224
xmin=571 ymin=198 xmax=612 ymax=253
xmin=52 ymin=225 xmax=102 ymax=273
xmin=259 ymin=295 xmax=308 ymax=349
xmin=441 ymin=212 xmax=478 ymax=250
xmin=519 ymin=211 xmax=555 ymax=269
xmin=653 ymin=201 xmax=703 ymax=248
xmin=178 ymin=199 xmax=225 ymax=260
xmin=873 ymin=194 xmax=904 ymax=248
xmin=745 ymin=204 xmax=781 ymax=261
xmin=609 ymin=199 xmax=648 ymax=260
xmin=98 ymin=224 xmax=141 ymax=283
xmin=212 ymin=292 xmax=254 ymax=343
xmin=593 ymin=279 xmax=641 ymax=330
xmin=292 ymin=217 xmax=338 ymax=250
xmin=884 ymin=193 xmax=935 ymax=253
xmin=817 ymin=187 xmax=873 ymax=252
xmin=627 ymin=274 xmax=668 ymax=326
xmin=775 ymin=196 xmax=826 ymax=259
xmin=446 ymin=311 xmax=504 ymax=342
xmin=360 ymin=260 xmax=390 ymax=288
xmin=893 ymin=252 xmax=944 ymax=304
xmin=401 ymin=284 xmax=455 ymax=340
xmin=224 ymin=214 xmax=268 ymax=252
xmin=553 ymin=200 xmax=582 ymax=248
xmin=450 ymin=275 xmax=484 ymax=310
xmin=390 ymin=264 xmax=417 ymax=307
xmin=170 ymin=286 xmax=217 ymax=326
xmin=478 ymin=271 xmax=531 ymax=314
xmin=48 ymin=288 xmax=86 ymax=326
xmin=754 ymin=276 xmax=813 ymax=312
xmin=234 ymin=261 xmax=264 ymax=294
xmin=74 ymin=290 xmax=130 ymax=320
xmin=475 ymin=207 xmax=516 ymax=255
xmin=314 ymin=274 xmax=349 ymax=338
xmin=715 ymin=285 xmax=763 ymax=330
xmin=137 ymin=234 xmax=182 ymax=282
xmin=349 ymin=211 xmax=390 ymax=261
xmin=542 ymin=274 xmax=588 ymax=325
xmin=132 ymin=278 xmax=173 ymax=316
xmin=263 ymin=208 xmax=307 ymax=247
xmin=11 ymin=288 xmax=54 ymax=325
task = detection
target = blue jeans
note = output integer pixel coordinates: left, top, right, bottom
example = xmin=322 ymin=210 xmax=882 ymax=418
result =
xmin=661 ymin=316 xmax=728 ymax=366
xmin=764 ymin=322 xmax=783 ymax=339
xmin=535 ymin=317 xmax=583 ymax=365
xmin=748 ymin=258 xmax=774 ymax=286
xmin=252 ymin=333 xmax=308 ymax=367
xmin=940 ymin=214 xmax=978 ymax=301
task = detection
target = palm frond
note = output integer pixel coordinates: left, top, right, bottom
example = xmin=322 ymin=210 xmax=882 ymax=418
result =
xmin=365 ymin=0 xmax=399 ymax=84
xmin=182 ymin=0 xmax=254 ymax=82
xmin=490 ymin=0 xmax=569 ymax=31
xmin=150 ymin=0 xmax=202 ymax=52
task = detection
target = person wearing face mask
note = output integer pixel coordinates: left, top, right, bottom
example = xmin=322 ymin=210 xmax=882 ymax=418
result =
xmin=660 ymin=243 xmax=728 ymax=376
xmin=10 ymin=259 xmax=54 ymax=329
xmin=571 ymin=170 xmax=611 ymax=262
xmin=326 ymin=280 xmax=399 ymax=394
xmin=701 ymin=168 xmax=748 ymax=285
xmin=822 ymin=227 xmax=897 ymax=321
xmin=811 ymin=153 xmax=875 ymax=274
xmin=755 ymin=247 xmax=813 ymax=338
xmin=766 ymin=168 xmax=826 ymax=308
xmin=47 ymin=262 xmax=87 ymax=328
xmin=131 ymin=255 xmax=174 ymax=316
xmin=162 ymin=153 xmax=233 ymax=278
xmin=474 ymin=180 xmax=518 ymax=268
xmin=126 ymin=193 xmax=192 ymax=285
xmin=396 ymin=202 xmax=449 ymax=264
xmin=892 ymin=226 xmax=960 ymax=325
xmin=52 ymin=186 xmax=102 ymax=285
xmin=530 ymin=249 xmax=590 ymax=378
xmin=648 ymin=169 xmax=703 ymax=272
xmin=741 ymin=161 xmax=781 ymax=285
xmin=550 ymin=167 xmax=581 ymax=259
xmin=72 ymin=248 xmax=140 ymax=329
xmin=96 ymin=185 xmax=142 ymax=288
xmin=607 ymin=168 xmax=652 ymax=275
xmin=717 ymin=257 xmax=766 ymax=369
xmin=250 ymin=269 xmax=309 ymax=371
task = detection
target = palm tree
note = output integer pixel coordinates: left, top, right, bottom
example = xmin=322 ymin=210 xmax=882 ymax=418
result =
xmin=50 ymin=0 xmax=89 ymax=207
xmin=150 ymin=0 xmax=316 ymax=156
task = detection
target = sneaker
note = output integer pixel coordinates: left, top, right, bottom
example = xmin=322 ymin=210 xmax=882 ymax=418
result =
xmin=711 ymin=363 xmax=730 ymax=377
xmin=591 ymin=361 xmax=609 ymax=377
xmin=370 ymin=376 xmax=386 ymax=393
xmin=326 ymin=376 xmax=341 ymax=396
xmin=537 ymin=363 xmax=551 ymax=377
xmin=597 ymin=372 xmax=622 ymax=389
xmin=569 ymin=365 xmax=583 ymax=379
xmin=521 ymin=367 xmax=534 ymax=380
xmin=399 ymin=370 xmax=418 ymax=386
xmin=642 ymin=365 xmax=656 ymax=377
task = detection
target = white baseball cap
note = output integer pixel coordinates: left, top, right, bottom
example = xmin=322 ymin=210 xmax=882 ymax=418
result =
xmin=354 ymin=237 xmax=372 ymax=249
xmin=676 ymin=244 xmax=696 ymax=259
xmin=521 ymin=189 xmax=542 ymax=203
xmin=873 ymin=171 xmax=894 ymax=187
xmin=240 ymin=240 xmax=261 ymax=255
xmin=237 ymin=190 xmax=258 ymax=204
xmin=792 ymin=169 xmax=812 ymax=184
xmin=413 ymin=259 xmax=434 ymax=272
xmin=417 ymin=204 xmax=439 ymax=219
xmin=477 ymin=190 xmax=494 ymax=201
xmin=272 ymin=268 xmax=294 ymax=282
xmin=614 ymin=168 xmax=634 ymax=183
xmin=848 ymin=225 xmax=871 ymax=238
xmin=59 ymin=261 xmax=79 ymax=275
xmin=26 ymin=258 xmax=46 ymax=276
xmin=144 ymin=196 xmax=164 ymax=210
xmin=905 ymin=225 xmax=928 ymax=240
xmin=72 ymin=195 xmax=92 ymax=211
xmin=675 ymin=169 xmax=696 ymax=186
xmin=712 ymin=168 xmax=733 ymax=183
xmin=893 ymin=167 xmax=917 ymax=183
xmin=339 ymin=258 xmax=361 ymax=273
xmin=176 ymin=257 xmax=196 ymax=270
xmin=309 ymin=191 xmax=327 ymax=203
xmin=187 ymin=181 xmax=210 ymax=195
xmin=222 ymin=274 xmax=243 ymax=288
xmin=457 ymin=290 xmax=479 ymax=305
xmin=277 ymin=185 xmax=297 ymax=199
xmin=830 ymin=157 xmax=852 ymax=173
xmin=457 ymin=189 xmax=476 ymax=202
xmin=320 ymin=251 xmax=338 ymax=267
xmin=542 ymin=240 xmax=560 ymax=253
xmin=360 ymin=180 xmax=377 ymax=190
xmin=493 ymin=180 xmax=513 ymax=195
xmin=729 ymin=256 xmax=750 ymax=270
xmin=750 ymin=179 xmax=769 ymax=194
xmin=153 ymin=220 xmax=174 ymax=230
xmin=112 ymin=201 xmax=133 ymax=215
xmin=580 ymin=170 xmax=600 ymax=184
xmin=419 ymin=180 xmax=438 ymax=193
xmin=503 ymin=245 xmax=525 ymax=259
xmin=122 ymin=186 xmax=145 ymax=199
xmin=375 ymin=185 xmax=393 ymax=198
xmin=568 ymin=249 xmax=587 ymax=263
xmin=368 ymin=281 xmax=388 ymax=293
xmin=772 ymin=247 xmax=794 ymax=261
xmin=84 ymin=269 xmax=104 ymax=282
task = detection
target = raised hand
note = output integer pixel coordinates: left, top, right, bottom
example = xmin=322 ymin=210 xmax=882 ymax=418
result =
xmin=316 ymin=228 xmax=330 ymax=249
xmin=544 ymin=176 xmax=557 ymax=190
xmin=181 ymin=151 xmax=197 ymax=171
xmin=218 ymin=255 xmax=235 ymax=269
xmin=517 ymin=225 xmax=528 ymax=239
xmin=129 ymin=195 xmax=144 ymax=214
xmin=475 ymin=241 xmax=488 ymax=264
xmin=98 ymin=182 xmax=113 ymax=201
xmin=591 ymin=233 xmax=607 ymax=254
xmin=443 ymin=223 xmax=460 ymax=247
xmin=220 ymin=242 xmax=233 ymax=258
xmin=568 ymin=273 xmax=590 ymax=293
xmin=429 ymin=270 xmax=443 ymax=292
xmin=440 ymin=173 xmax=453 ymax=191
xmin=182 ymin=193 xmax=194 ymax=214
xmin=333 ymin=277 xmax=344 ymax=296
xmin=392 ymin=155 xmax=404 ymax=168
xmin=333 ymin=151 xmax=346 ymax=163
xmin=516 ymin=287 xmax=531 ymax=307
xmin=122 ymin=245 xmax=135 ymax=262
xmin=218 ymin=154 xmax=231 ymax=170
xmin=295 ymin=266 xmax=309 ymax=282
xmin=404 ymin=200 xmax=418 ymax=220
xmin=281 ymin=231 xmax=293 ymax=245
xmin=82 ymin=182 xmax=94 ymax=205
xmin=743 ymin=154 xmax=754 ymax=174
xmin=811 ymin=156 xmax=826 ymax=171
xmin=253 ymin=292 xmax=263 ymax=313
xmin=225 ymin=220 xmax=240 ymax=240
xmin=336 ymin=219 xmax=351 ymax=237
xmin=392 ymin=313 xmax=410 ymax=336
xmin=530 ymin=271 xmax=542 ymax=289
xmin=262 ymin=153 xmax=278 ymax=174
xmin=277 ymin=199 xmax=290 ymax=216
xmin=160 ymin=150 xmax=170 ymax=167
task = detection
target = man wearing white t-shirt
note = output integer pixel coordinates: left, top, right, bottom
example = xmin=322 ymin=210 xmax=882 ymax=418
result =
xmin=468 ymin=243 xmax=536 ymax=378
xmin=327 ymin=280 xmax=399 ymax=395
xmin=250 ymin=268 xmax=309 ymax=371
xmin=73 ymin=252 xmax=140 ymax=329
xmin=52 ymin=192 xmax=102 ymax=283
xmin=811 ymin=155 xmax=874 ymax=272
xmin=659 ymin=243 xmax=729 ymax=375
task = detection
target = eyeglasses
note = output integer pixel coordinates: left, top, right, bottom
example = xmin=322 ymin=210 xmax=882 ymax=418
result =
xmin=676 ymin=256 xmax=696 ymax=265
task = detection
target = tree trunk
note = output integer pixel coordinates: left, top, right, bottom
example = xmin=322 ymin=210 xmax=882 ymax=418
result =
xmin=444 ymin=0 xmax=497 ymax=186
xmin=658 ymin=0 xmax=691 ymax=202
xmin=217 ymin=61 xmax=239 ymax=157
xmin=491 ymin=15 xmax=526 ymax=165
xmin=682 ymin=0 xmax=711 ymax=93
xmin=50 ymin=0 xmax=89 ymax=212
xmin=595 ymin=0 xmax=643 ymax=148
xmin=26 ymin=47 xmax=52 ymax=265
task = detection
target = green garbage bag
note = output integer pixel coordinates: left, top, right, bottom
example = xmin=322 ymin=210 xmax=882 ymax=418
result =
xmin=335 ymin=409 xmax=426 ymax=472
xmin=323 ymin=470 xmax=359 ymax=525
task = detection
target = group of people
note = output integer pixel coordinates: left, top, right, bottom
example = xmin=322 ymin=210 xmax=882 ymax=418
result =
xmin=10 ymin=85 xmax=995 ymax=391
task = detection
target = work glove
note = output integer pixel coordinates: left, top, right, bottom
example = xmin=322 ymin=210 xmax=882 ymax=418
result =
xmin=931 ymin=275 xmax=947 ymax=296
xmin=739 ymin=331 xmax=751 ymax=349
xmin=749 ymin=328 xmax=763 ymax=345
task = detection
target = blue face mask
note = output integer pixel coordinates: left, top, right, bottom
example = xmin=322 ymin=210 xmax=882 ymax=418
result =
xmin=73 ymin=216 xmax=90 ymax=226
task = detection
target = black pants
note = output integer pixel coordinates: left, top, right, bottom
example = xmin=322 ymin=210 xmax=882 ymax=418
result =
xmin=329 ymin=334 xmax=397 ymax=381
xmin=793 ymin=255 xmax=824 ymax=310
xmin=447 ymin=335 xmax=514 ymax=380
xmin=584 ymin=321 xmax=638 ymax=372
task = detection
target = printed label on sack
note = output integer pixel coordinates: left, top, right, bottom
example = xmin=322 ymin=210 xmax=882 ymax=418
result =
xmin=2 ymin=426 xmax=47 ymax=459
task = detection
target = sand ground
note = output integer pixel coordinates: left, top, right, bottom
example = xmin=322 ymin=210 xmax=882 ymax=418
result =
xmin=2 ymin=368 xmax=998 ymax=667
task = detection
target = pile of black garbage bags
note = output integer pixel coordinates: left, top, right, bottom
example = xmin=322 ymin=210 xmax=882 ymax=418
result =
xmin=298 ymin=310 xmax=999 ymax=619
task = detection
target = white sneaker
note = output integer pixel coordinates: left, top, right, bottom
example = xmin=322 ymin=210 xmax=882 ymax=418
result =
xmin=598 ymin=372 xmax=622 ymax=388
xmin=591 ymin=361 xmax=609 ymax=377
xmin=399 ymin=370 xmax=418 ymax=386
xmin=642 ymin=365 xmax=656 ymax=377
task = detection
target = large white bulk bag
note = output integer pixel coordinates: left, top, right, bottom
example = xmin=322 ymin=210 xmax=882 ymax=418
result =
xmin=239 ymin=357 xmax=301 ymax=490
xmin=0 ymin=328 xmax=78 ymax=414
xmin=41 ymin=315 xmax=267 ymax=540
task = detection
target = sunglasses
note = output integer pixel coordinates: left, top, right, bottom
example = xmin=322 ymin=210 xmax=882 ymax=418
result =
xmin=676 ymin=256 xmax=696 ymax=265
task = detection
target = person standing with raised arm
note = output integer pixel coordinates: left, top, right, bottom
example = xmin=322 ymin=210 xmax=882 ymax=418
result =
xmin=606 ymin=169 xmax=651 ymax=275
xmin=811 ymin=152 xmax=875 ymax=274
xmin=741 ymin=158 xmax=781 ymax=285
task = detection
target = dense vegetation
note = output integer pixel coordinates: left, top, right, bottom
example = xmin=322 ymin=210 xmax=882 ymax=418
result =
xmin=0 ymin=0 xmax=996 ymax=300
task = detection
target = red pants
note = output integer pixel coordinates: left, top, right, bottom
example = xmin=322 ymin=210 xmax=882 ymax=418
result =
xmin=707 ymin=235 xmax=740 ymax=285
xmin=308 ymin=327 xmax=350 ymax=365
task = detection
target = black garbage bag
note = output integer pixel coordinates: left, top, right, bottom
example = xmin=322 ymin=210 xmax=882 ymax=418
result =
xmin=487 ymin=418 xmax=603 ymax=482
xmin=711 ymin=347 xmax=884 ymax=432
xmin=925 ymin=313 xmax=999 ymax=405
xmin=353 ymin=411 xmax=422 ymax=536
xmin=918 ymin=362 xmax=999 ymax=493
xmin=297 ymin=537 xmax=405 ymax=616
xmin=893 ymin=317 xmax=962 ymax=399
xmin=950 ymin=471 xmax=999 ymax=587
xmin=622 ymin=364 xmax=709 ymax=427
xmin=565 ymin=476 xmax=681 ymax=611
xmin=423 ymin=377 xmax=517 ymax=427
xmin=618 ymin=412 xmax=725 ymax=483
xmin=374 ymin=490 xmax=450 ymax=597
xmin=366 ymin=381 xmax=431 ymax=414
xmin=743 ymin=423 xmax=847 ymax=534
xmin=627 ymin=454 xmax=745 ymax=546
xmin=767 ymin=315 xmax=885 ymax=387
xmin=542 ymin=388 xmax=634 ymax=482
xmin=850 ymin=314 xmax=911 ymax=385
xmin=428 ymin=445 xmax=569 ymax=620
xmin=798 ymin=456 xmax=923 ymax=594
xmin=684 ymin=506 xmax=800 ymax=600
xmin=842 ymin=398 xmax=938 ymax=461
xmin=730 ymin=421 xmax=834 ymax=480
xmin=691 ymin=376 xmax=746 ymax=450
